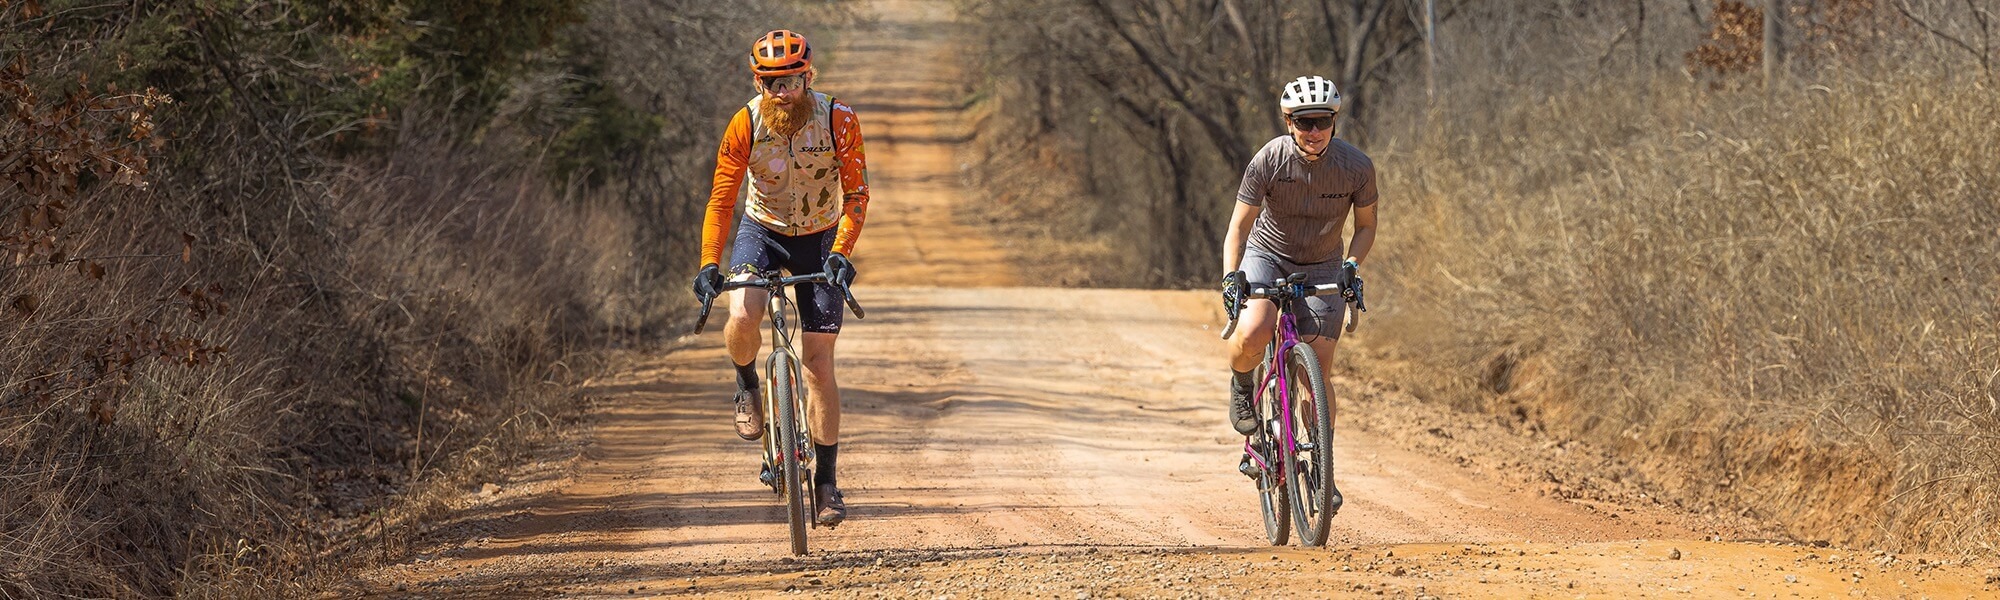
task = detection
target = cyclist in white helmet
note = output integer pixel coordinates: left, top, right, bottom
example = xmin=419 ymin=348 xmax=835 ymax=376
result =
xmin=1220 ymin=75 xmax=1379 ymax=445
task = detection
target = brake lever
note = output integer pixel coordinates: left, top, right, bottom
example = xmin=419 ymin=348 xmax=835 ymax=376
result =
xmin=840 ymin=283 xmax=865 ymax=319
xmin=693 ymin=298 xmax=715 ymax=334
xmin=1349 ymin=276 xmax=1367 ymax=313
xmin=1219 ymin=287 xmax=1243 ymax=340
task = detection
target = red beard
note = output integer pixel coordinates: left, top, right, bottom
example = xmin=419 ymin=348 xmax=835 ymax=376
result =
xmin=759 ymin=93 xmax=816 ymax=137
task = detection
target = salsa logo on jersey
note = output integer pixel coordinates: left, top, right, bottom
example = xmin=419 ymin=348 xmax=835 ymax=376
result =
xmin=800 ymin=145 xmax=833 ymax=153
xmin=1319 ymin=192 xmax=1350 ymax=199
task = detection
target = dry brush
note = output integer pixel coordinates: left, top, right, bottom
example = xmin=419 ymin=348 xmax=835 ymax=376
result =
xmin=0 ymin=0 xmax=828 ymax=596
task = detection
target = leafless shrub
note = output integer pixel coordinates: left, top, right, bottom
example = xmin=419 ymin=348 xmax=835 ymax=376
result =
xmin=1372 ymin=52 xmax=1999 ymax=555
xmin=1892 ymin=0 xmax=1998 ymax=75
xmin=0 ymin=0 xmax=834 ymax=596
xmin=1687 ymin=0 xmax=1768 ymax=75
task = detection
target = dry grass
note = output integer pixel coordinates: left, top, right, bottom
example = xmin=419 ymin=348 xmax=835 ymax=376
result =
xmin=1369 ymin=70 xmax=2000 ymax=553
xmin=0 ymin=0 xmax=837 ymax=594
xmin=0 ymin=127 xmax=661 ymax=598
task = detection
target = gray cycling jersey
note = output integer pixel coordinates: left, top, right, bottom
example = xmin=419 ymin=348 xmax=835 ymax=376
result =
xmin=1235 ymin=135 xmax=1378 ymax=265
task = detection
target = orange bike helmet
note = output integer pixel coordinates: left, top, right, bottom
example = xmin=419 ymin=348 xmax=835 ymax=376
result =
xmin=750 ymin=30 xmax=812 ymax=76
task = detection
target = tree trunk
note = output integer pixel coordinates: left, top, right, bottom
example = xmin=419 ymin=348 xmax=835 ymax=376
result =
xmin=1764 ymin=0 xmax=1783 ymax=90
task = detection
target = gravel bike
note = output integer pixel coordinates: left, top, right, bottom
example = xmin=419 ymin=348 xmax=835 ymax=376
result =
xmin=694 ymin=268 xmax=863 ymax=555
xmin=1220 ymin=267 xmax=1365 ymax=546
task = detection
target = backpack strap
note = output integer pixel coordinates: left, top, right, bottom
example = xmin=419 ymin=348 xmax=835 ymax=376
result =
xmin=825 ymin=94 xmax=842 ymax=155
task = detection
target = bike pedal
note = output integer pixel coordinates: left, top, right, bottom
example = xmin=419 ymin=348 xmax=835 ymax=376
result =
xmin=759 ymin=464 xmax=776 ymax=487
xmin=1238 ymin=455 xmax=1263 ymax=479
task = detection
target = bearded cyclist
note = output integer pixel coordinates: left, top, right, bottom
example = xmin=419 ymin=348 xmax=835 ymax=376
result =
xmin=1222 ymin=75 xmax=1378 ymax=467
xmin=692 ymin=29 xmax=870 ymax=526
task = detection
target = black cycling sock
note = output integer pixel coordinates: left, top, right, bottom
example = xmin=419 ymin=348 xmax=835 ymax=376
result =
xmin=735 ymin=361 xmax=758 ymax=392
xmin=814 ymin=443 xmax=838 ymax=486
xmin=1231 ymin=368 xmax=1255 ymax=392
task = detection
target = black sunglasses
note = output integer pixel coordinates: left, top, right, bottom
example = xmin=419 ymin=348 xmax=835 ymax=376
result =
xmin=1289 ymin=114 xmax=1335 ymax=132
xmin=758 ymin=74 xmax=805 ymax=91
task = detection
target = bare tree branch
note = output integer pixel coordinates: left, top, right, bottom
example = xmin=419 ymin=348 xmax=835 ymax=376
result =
xmin=1220 ymin=0 xmax=1253 ymax=46
xmin=1083 ymin=0 xmax=1251 ymax=165
xmin=1895 ymin=0 xmax=1992 ymax=72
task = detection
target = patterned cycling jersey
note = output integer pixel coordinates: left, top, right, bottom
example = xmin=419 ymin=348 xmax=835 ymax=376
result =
xmin=701 ymin=91 xmax=870 ymax=267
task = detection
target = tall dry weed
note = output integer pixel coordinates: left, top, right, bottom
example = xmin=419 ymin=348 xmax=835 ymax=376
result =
xmin=1372 ymin=70 xmax=2000 ymax=552
xmin=0 ymin=0 xmax=831 ymax=595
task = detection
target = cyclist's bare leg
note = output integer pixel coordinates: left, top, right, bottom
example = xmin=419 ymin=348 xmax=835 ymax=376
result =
xmin=801 ymin=332 xmax=840 ymax=445
xmin=724 ymin=287 xmax=770 ymax=366
xmin=801 ymin=330 xmax=847 ymax=524
xmin=724 ymin=286 xmax=770 ymax=439
xmin=1226 ymin=299 xmax=1279 ymax=372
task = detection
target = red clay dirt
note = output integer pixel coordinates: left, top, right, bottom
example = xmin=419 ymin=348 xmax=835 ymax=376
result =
xmin=349 ymin=1 xmax=2000 ymax=598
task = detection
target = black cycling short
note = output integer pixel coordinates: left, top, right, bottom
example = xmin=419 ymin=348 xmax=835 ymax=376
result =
xmin=727 ymin=218 xmax=843 ymax=334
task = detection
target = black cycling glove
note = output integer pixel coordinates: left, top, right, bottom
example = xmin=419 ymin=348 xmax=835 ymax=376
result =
xmin=693 ymin=263 xmax=723 ymax=302
xmin=824 ymin=253 xmax=856 ymax=288
xmin=1339 ymin=260 xmax=1365 ymax=306
xmin=1221 ymin=270 xmax=1249 ymax=316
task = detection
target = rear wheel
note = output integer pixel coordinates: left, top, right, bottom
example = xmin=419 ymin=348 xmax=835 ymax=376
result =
xmin=1252 ymin=362 xmax=1290 ymax=546
xmin=1285 ymin=344 xmax=1336 ymax=546
xmin=770 ymin=349 xmax=809 ymax=556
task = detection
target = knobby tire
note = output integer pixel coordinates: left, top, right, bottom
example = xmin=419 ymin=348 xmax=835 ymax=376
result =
xmin=1286 ymin=344 xmax=1336 ymax=546
xmin=771 ymin=349 xmax=810 ymax=556
xmin=1253 ymin=363 xmax=1291 ymax=546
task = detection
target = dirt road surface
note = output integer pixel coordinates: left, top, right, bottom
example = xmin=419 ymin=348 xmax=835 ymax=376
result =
xmin=354 ymin=1 xmax=2000 ymax=598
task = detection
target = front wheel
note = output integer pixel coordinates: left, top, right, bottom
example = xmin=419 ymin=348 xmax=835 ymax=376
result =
xmin=770 ymin=349 xmax=810 ymax=556
xmin=1285 ymin=344 xmax=1337 ymax=546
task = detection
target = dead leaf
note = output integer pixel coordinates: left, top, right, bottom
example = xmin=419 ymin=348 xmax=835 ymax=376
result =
xmin=90 ymin=395 xmax=114 ymax=425
xmin=10 ymin=294 xmax=37 ymax=316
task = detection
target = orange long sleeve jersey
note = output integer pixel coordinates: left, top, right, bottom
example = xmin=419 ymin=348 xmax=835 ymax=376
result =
xmin=700 ymin=94 xmax=870 ymax=267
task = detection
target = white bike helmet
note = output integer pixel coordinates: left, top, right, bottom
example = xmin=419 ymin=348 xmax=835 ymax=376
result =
xmin=1279 ymin=75 xmax=1341 ymax=116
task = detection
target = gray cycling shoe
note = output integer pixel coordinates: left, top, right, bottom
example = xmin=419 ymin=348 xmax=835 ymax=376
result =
xmin=1229 ymin=377 xmax=1259 ymax=435
xmin=734 ymin=389 xmax=764 ymax=440
xmin=815 ymin=484 xmax=846 ymax=526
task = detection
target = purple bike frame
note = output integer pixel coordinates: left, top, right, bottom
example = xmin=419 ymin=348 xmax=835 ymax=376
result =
xmin=1242 ymin=311 xmax=1304 ymax=476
